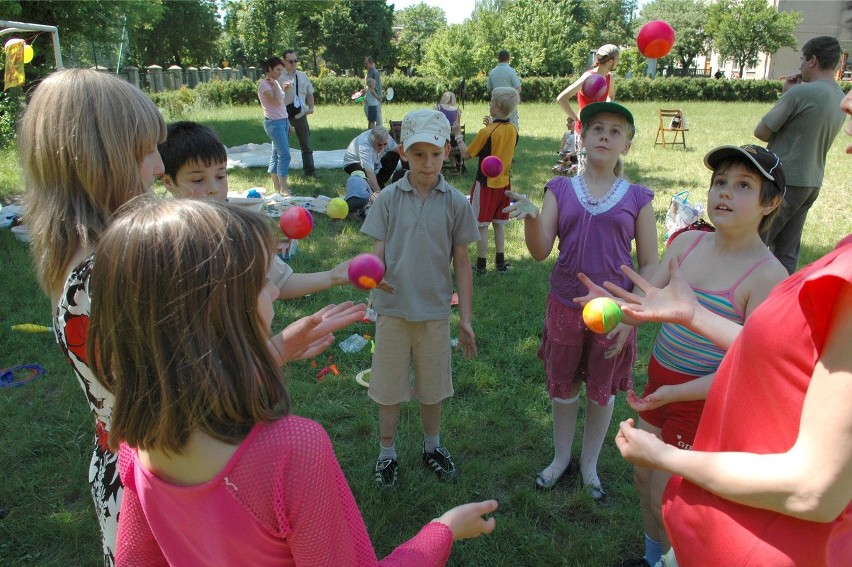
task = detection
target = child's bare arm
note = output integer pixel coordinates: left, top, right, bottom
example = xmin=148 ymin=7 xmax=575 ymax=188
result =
xmin=634 ymin=203 xmax=659 ymax=281
xmin=452 ymin=244 xmax=476 ymax=359
xmin=556 ymin=74 xmax=586 ymax=120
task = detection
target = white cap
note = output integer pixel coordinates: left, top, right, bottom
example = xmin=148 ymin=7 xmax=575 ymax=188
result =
xmin=400 ymin=109 xmax=450 ymax=151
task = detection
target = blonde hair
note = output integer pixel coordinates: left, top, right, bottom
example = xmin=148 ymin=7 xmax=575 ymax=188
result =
xmin=20 ymin=69 xmax=166 ymax=294
xmin=88 ymin=197 xmax=287 ymax=454
xmin=366 ymin=77 xmax=376 ymax=89
xmin=490 ymin=87 xmax=520 ymax=119
xmin=439 ymin=91 xmax=457 ymax=106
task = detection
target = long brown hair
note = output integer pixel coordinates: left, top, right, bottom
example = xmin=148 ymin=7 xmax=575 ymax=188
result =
xmin=20 ymin=69 xmax=166 ymax=294
xmin=88 ymin=197 xmax=289 ymax=454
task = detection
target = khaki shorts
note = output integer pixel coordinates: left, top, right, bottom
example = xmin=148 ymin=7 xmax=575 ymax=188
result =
xmin=368 ymin=315 xmax=453 ymax=405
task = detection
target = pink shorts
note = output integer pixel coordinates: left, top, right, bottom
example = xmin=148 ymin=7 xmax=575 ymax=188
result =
xmin=469 ymin=180 xmax=510 ymax=225
xmin=538 ymin=293 xmax=635 ymax=405
xmin=639 ymin=356 xmax=705 ymax=450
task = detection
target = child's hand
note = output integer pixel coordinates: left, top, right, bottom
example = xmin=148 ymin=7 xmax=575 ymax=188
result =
xmin=603 ymin=322 xmax=631 ymax=359
xmin=503 ymin=191 xmax=539 ymax=219
xmin=451 ymin=122 xmax=461 ymax=136
xmin=604 ymin=260 xmax=699 ymax=327
xmin=457 ymin=321 xmax=477 ymax=359
xmin=572 ymin=273 xmax=613 ymax=306
xmin=330 ymin=259 xmax=352 ymax=286
xmin=615 ymin=419 xmax=671 ymax=469
xmin=270 ymin=302 xmax=366 ymax=364
xmin=627 ymin=387 xmax=673 ymax=412
xmin=482 ymin=115 xmax=493 ymax=126
xmin=375 ymin=279 xmax=395 ymax=293
xmin=434 ymin=500 xmax=498 ymax=541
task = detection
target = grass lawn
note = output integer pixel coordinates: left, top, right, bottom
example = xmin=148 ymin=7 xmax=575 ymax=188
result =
xmin=0 ymin=100 xmax=850 ymax=566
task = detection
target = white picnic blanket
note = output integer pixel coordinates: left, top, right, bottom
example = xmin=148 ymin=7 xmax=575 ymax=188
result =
xmin=226 ymin=143 xmax=347 ymax=170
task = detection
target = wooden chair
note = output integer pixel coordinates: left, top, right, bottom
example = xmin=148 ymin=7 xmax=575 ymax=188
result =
xmin=443 ymin=125 xmax=466 ymax=176
xmin=655 ymin=109 xmax=688 ymax=149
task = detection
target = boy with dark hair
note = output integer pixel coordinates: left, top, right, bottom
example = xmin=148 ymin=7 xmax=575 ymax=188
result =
xmin=454 ymin=87 xmax=520 ymax=275
xmin=361 ymin=109 xmax=480 ymax=488
xmin=159 ymin=121 xmax=229 ymax=200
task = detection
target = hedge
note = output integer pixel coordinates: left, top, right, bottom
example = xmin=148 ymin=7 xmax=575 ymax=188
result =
xmin=147 ymin=75 xmax=852 ymax=115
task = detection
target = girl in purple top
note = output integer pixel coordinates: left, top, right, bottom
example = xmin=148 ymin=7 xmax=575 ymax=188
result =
xmin=506 ymin=102 xmax=658 ymax=500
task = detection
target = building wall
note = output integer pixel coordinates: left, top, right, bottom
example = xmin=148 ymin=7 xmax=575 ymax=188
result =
xmin=698 ymin=0 xmax=850 ymax=80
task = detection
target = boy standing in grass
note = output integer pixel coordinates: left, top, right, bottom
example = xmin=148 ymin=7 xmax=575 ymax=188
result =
xmin=454 ymin=86 xmax=520 ymax=275
xmin=361 ymin=109 xmax=480 ymax=488
xmin=158 ymin=121 xmax=356 ymax=301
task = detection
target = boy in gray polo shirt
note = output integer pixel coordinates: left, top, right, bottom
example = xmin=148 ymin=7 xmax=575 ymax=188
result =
xmin=361 ymin=109 xmax=480 ymax=488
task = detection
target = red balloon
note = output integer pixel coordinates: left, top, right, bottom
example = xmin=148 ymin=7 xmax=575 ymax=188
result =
xmin=480 ymin=155 xmax=504 ymax=178
xmin=348 ymin=253 xmax=385 ymax=290
xmin=279 ymin=206 xmax=314 ymax=239
xmin=581 ymin=74 xmax=608 ymax=101
xmin=637 ymin=20 xmax=675 ymax=59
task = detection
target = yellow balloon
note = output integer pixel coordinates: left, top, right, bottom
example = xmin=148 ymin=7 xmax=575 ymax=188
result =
xmin=23 ymin=44 xmax=33 ymax=64
xmin=326 ymin=197 xmax=349 ymax=220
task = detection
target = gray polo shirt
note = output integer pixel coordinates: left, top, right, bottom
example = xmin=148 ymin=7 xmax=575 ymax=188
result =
xmin=361 ymin=173 xmax=479 ymax=321
xmin=761 ymin=79 xmax=845 ymax=187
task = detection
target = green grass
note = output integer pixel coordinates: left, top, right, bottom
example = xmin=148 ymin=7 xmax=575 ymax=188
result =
xmin=1 ymin=101 xmax=850 ymax=566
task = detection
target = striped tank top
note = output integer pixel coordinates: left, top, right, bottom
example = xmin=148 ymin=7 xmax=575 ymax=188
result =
xmin=652 ymin=233 xmax=775 ymax=376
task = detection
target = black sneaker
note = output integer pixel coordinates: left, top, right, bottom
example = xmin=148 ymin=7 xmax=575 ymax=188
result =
xmin=473 ymin=266 xmax=487 ymax=276
xmin=423 ymin=446 xmax=458 ymax=482
xmin=374 ymin=458 xmax=398 ymax=488
xmin=496 ymin=261 xmax=509 ymax=273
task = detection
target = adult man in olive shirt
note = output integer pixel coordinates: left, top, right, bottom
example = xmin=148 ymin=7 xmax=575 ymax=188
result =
xmin=753 ymin=36 xmax=845 ymax=274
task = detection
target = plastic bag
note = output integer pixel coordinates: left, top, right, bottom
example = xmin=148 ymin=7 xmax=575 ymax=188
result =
xmin=339 ymin=333 xmax=368 ymax=353
xmin=665 ymin=191 xmax=704 ymax=240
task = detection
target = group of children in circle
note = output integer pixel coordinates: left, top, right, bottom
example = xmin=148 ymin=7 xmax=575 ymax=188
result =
xmin=19 ymin=63 xmax=801 ymax=566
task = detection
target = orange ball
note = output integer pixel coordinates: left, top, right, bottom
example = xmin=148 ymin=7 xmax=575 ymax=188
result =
xmin=582 ymin=297 xmax=623 ymax=334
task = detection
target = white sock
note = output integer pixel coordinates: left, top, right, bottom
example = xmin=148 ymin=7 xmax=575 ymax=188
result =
xmin=539 ymin=395 xmax=580 ymax=481
xmin=580 ymin=395 xmax=615 ymax=487
xmin=424 ymin=433 xmax=440 ymax=453
xmin=378 ymin=443 xmax=397 ymax=461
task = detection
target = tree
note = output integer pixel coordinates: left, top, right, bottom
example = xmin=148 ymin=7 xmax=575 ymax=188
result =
xmin=318 ymin=0 xmax=395 ymax=74
xmin=393 ymin=2 xmax=447 ymax=75
xmin=4 ymin=0 xmax=162 ymax=70
xmin=707 ymin=0 xmax=800 ymax=78
xmin=423 ymin=23 xmax=480 ymax=79
xmin=129 ymin=0 xmax=222 ymax=67
xmin=639 ymin=0 xmax=711 ymax=72
xmin=502 ymin=0 xmax=585 ymax=76
xmin=223 ymin=0 xmax=295 ymax=69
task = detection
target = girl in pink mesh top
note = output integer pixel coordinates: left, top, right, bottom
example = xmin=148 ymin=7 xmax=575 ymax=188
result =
xmin=87 ymin=197 xmax=497 ymax=567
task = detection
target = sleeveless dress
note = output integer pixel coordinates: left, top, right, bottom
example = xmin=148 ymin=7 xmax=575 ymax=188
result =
xmin=53 ymin=254 xmax=119 ymax=566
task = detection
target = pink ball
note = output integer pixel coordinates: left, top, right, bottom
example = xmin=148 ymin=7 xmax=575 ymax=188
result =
xmin=279 ymin=206 xmax=314 ymax=240
xmin=581 ymin=74 xmax=608 ymax=100
xmin=637 ymin=20 xmax=675 ymax=59
xmin=348 ymin=253 xmax=385 ymax=290
xmin=480 ymin=155 xmax=504 ymax=178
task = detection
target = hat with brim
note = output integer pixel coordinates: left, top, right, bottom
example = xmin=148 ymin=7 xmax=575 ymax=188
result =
xmin=400 ymin=109 xmax=451 ymax=152
xmin=704 ymin=144 xmax=786 ymax=196
xmin=350 ymin=170 xmax=367 ymax=179
xmin=580 ymin=101 xmax=634 ymax=128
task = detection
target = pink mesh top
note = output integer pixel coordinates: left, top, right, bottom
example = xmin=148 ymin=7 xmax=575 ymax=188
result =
xmin=116 ymin=416 xmax=453 ymax=566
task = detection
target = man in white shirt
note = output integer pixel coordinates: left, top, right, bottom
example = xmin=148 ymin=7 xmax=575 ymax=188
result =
xmin=279 ymin=49 xmax=317 ymax=176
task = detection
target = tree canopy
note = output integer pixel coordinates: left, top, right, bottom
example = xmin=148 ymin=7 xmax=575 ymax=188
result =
xmin=707 ymin=0 xmax=800 ymax=77
xmin=639 ymin=0 xmax=711 ymax=72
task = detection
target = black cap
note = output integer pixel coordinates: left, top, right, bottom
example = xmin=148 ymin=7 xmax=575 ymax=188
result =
xmin=704 ymin=144 xmax=786 ymax=196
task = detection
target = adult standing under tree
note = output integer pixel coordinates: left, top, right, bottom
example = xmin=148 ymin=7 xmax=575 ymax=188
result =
xmin=280 ymin=49 xmax=317 ymax=177
xmin=365 ymin=56 xmax=383 ymax=126
xmin=487 ymin=49 xmax=522 ymax=129
xmin=754 ymin=36 xmax=846 ymax=274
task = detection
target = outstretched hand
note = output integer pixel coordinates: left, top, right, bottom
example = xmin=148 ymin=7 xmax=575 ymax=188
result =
xmin=435 ymin=499 xmax=498 ymax=541
xmin=605 ymin=259 xmax=698 ymax=326
xmin=627 ymin=388 xmax=673 ymax=412
xmin=572 ymin=272 xmax=613 ymax=306
xmin=270 ymin=302 xmax=366 ymax=364
xmin=503 ymin=190 xmax=539 ymax=219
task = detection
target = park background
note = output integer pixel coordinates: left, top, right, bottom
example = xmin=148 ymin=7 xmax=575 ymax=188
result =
xmin=2 ymin=1 xmax=852 ymax=566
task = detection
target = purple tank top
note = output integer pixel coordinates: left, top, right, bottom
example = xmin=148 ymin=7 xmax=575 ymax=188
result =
xmin=437 ymin=105 xmax=458 ymax=127
xmin=546 ymin=175 xmax=654 ymax=308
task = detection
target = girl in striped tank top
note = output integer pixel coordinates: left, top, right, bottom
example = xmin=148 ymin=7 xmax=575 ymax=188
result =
xmin=623 ymin=145 xmax=790 ymax=567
